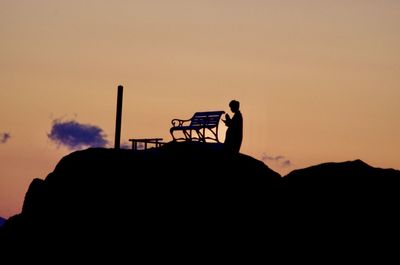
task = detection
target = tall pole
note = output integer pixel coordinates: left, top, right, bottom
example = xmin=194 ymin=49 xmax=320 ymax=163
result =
xmin=114 ymin=85 xmax=123 ymax=149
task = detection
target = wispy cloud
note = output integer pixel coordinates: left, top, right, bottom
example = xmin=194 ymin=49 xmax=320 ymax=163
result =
xmin=261 ymin=153 xmax=292 ymax=168
xmin=48 ymin=119 xmax=108 ymax=150
xmin=0 ymin=132 xmax=11 ymax=144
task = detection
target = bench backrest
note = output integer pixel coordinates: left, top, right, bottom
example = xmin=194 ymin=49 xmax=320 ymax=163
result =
xmin=190 ymin=111 xmax=225 ymax=128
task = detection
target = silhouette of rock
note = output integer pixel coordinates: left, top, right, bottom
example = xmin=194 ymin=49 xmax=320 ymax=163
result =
xmin=1 ymin=145 xmax=399 ymax=257
xmin=281 ymin=159 xmax=400 ymax=246
xmin=0 ymin=142 xmax=282 ymax=255
xmin=284 ymin=159 xmax=400 ymax=198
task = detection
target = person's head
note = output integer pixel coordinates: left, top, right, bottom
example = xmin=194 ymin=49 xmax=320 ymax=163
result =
xmin=229 ymin=100 xmax=240 ymax=113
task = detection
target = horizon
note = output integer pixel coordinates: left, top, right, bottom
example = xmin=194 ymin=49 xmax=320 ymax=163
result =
xmin=1 ymin=0 xmax=400 ymax=218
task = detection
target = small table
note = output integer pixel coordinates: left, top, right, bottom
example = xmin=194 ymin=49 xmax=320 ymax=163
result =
xmin=129 ymin=138 xmax=164 ymax=150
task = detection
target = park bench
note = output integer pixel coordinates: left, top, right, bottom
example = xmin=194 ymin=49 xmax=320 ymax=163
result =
xmin=170 ymin=111 xmax=225 ymax=143
xmin=129 ymin=138 xmax=164 ymax=150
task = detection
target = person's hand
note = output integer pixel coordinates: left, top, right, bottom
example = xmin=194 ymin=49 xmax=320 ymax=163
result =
xmin=223 ymin=113 xmax=231 ymax=125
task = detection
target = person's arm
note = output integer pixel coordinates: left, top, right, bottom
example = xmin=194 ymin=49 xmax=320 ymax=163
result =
xmin=222 ymin=113 xmax=231 ymax=126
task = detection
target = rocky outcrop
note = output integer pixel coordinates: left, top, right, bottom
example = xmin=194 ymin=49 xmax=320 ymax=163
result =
xmin=0 ymin=142 xmax=282 ymax=252
xmin=1 ymin=142 xmax=399 ymax=257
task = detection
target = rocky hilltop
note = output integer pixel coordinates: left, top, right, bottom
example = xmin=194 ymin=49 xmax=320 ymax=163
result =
xmin=1 ymin=142 xmax=399 ymax=257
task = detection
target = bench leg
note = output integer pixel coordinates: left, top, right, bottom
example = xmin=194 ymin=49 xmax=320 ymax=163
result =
xmin=170 ymin=129 xmax=177 ymax=141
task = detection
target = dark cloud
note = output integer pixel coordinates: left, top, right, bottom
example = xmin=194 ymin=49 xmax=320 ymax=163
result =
xmin=281 ymin=159 xmax=292 ymax=167
xmin=261 ymin=153 xmax=292 ymax=168
xmin=48 ymin=119 xmax=108 ymax=150
xmin=0 ymin=132 xmax=11 ymax=144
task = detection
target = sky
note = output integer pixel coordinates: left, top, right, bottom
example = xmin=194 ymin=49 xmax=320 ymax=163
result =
xmin=1 ymin=0 xmax=400 ymax=218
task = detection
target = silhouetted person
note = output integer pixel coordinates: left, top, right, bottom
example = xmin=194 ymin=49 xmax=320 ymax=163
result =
xmin=223 ymin=100 xmax=243 ymax=153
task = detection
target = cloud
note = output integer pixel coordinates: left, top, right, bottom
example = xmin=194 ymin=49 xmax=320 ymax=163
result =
xmin=48 ymin=119 xmax=108 ymax=150
xmin=0 ymin=132 xmax=11 ymax=144
xmin=281 ymin=159 xmax=292 ymax=167
xmin=261 ymin=153 xmax=292 ymax=168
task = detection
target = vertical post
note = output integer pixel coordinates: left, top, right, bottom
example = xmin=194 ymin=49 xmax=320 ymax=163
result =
xmin=114 ymin=85 xmax=123 ymax=149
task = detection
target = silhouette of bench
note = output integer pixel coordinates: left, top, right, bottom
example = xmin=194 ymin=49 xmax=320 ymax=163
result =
xmin=170 ymin=111 xmax=225 ymax=143
xmin=129 ymin=138 xmax=164 ymax=150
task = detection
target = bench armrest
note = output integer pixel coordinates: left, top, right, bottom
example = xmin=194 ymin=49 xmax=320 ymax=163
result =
xmin=171 ymin=118 xmax=191 ymax=127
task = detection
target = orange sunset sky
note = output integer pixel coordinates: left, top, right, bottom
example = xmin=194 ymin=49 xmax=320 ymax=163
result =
xmin=1 ymin=0 xmax=400 ymax=218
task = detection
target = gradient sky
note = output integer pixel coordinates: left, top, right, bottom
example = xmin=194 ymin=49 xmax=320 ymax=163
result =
xmin=1 ymin=0 xmax=400 ymax=218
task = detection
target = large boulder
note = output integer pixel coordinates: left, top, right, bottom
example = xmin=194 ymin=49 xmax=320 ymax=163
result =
xmin=1 ymin=142 xmax=282 ymax=255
